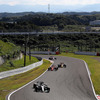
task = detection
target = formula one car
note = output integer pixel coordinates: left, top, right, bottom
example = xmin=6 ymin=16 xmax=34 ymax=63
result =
xmin=49 ymin=56 xmax=57 ymax=60
xmin=48 ymin=65 xmax=58 ymax=71
xmin=33 ymin=81 xmax=50 ymax=93
xmin=58 ymin=62 xmax=66 ymax=68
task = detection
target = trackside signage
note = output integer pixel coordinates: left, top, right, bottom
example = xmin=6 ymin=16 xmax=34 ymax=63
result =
xmin=97 ymin=95 xmax=100 ymax=100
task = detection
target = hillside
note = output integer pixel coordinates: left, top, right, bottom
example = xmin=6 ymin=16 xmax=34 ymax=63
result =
xmin=0 ymin=40 xmax=20 ymax=59
xmin=0 ymin=11 xmax=100 ymax=18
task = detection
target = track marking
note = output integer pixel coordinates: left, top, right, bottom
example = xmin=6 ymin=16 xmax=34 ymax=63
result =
xmin=7 ymin=59 xmax=53 ymax=100
xmin=82 ymin=60 xmax=99 ymax=100
xmin=7 ymin=57 xmax=99 ymax=100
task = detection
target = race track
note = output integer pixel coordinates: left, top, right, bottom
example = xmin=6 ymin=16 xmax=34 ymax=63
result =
xmin=7 ymin=55 xmax=97 ymax=100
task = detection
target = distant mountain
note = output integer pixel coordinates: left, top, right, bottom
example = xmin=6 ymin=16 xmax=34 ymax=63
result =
xmin=0 ymin=12 xmax=36 ymax=18
xmin=62 ymin=11 xmax=100 ymax=15
xmin=0 ymin=4 xmax=100 ymax=18
xmin=0 ymin=5 xmax=50 ymax=13
xmin=77 ymin=4 xmax=100 ymax=12
xmin=0 ymin=11 xmax=100 ymax=19
xmin=0 ymin=4 xmax=100 ymax=13
xmin=0 ymin=4 xmax=94 ymax=13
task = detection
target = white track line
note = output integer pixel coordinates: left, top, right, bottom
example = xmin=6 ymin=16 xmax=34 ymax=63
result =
xmin=7 ymin=59 xmax=54 ymax=100
xmin=82 ymin=59 xmax=98 ymax=100
xmin=7 ymin=57 xmax=98 ymax=100
xmin=68 ymin=56 xmax=99 ymax=100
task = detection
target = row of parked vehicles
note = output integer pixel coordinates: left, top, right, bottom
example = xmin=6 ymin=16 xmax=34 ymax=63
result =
xmin=33 ymin=56 xmax=66 ymax=93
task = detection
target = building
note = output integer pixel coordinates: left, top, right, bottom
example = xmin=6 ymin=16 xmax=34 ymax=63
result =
xmin=90 ymin=20 xmax=100 ymax=26
xmin=85 ymin=26 xmax=91 ymax=32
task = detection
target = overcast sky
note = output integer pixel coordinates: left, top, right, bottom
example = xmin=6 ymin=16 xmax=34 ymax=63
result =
xmin=0 ymin=0 xmax=100 ymax=6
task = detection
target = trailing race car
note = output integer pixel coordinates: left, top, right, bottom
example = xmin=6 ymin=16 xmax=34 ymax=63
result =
xmin=49 ymin=56 xmax=57 ymax=60
xmin=58 ymin=62 xmax=66 ymax=68
xmin=48 ymin=65 xmax=58 ymax=71
xmin=33 ymin=81 xmax=50 ymax=93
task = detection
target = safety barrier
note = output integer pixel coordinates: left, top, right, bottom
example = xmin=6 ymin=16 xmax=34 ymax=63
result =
xmin=75 ymin=51 xmax=97 ymax=56
xmin=0 ymin=59 xmax=43 ymax=79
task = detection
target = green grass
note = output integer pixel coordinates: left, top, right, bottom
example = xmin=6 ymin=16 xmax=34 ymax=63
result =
xmin=0 ymin=52 xmax=99 ymax=100
xmin=62 ymin=25 xmax=85 ymax=32
xmin=59 ymin=53 xmax=100 ymax=94
xmin=0 ymin=40 xmax=20 ymax=56
xmin=0 ymin=56 xmax=39 ymax=72
xmin=0 ymin=59 xmax=51 ymax=100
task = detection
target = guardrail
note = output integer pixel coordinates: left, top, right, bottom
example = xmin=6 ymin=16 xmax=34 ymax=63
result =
xmin=0 ymin=59 xmax=43 ymax=79
xmin=31 ymin=51 xmax=56 ymax=55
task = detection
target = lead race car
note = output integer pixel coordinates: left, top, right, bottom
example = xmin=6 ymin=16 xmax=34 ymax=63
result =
xmin=33 ymin=81 xmax=50 ymax=93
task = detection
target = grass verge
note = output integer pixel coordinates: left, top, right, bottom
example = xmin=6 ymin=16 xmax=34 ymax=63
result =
xmin=0 ymin=59 xmax=51 ymax=100
xmin=0 ymin=56 xmax=39 ymax=72
xmin=59 ymin=53 xmax=100 ymax=94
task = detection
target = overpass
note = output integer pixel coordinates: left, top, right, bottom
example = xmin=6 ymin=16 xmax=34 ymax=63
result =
xmin=0 ymin=31 xmax=100 ymax=35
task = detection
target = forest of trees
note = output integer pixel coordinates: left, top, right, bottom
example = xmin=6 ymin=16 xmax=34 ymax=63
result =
xmin=0 ymin=13 xmax=100 ymax=53
xmin=0 ymin=13 xmax=100 ymax=32
xmin=0 ymin=33 xmax=100 ymax=52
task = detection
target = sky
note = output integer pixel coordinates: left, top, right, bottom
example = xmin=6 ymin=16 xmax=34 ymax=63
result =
xmin=0 ymin=0 xmax=100 ymax=6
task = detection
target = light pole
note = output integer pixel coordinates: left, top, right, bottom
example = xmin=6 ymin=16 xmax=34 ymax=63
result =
xmin=28 ymin=33 xmax=31 ymax=62
xmin=23 ymin=33 xmax=32 ymax=66
xmin=24 ymin=35 xmax=27 ymax=66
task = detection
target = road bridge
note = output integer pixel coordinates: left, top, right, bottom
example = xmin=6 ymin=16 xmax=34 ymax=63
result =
xmin=0 ymin=31 xmax=100 ymax=35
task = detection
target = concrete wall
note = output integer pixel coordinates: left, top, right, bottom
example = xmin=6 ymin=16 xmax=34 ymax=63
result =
xmin=0 ymin=53 xmax=23 ymax=66
xmin=15 ymin=53 xmax=23 ymax=60
xmin=31 ymin=51 xmax=56 ymax=55
xmin=0 ymin=59 xmax=43 ymax=79
xmin=75 ymin=51 xmax=97 ymax=56
xmin=0 ymin=56 xmax=4 ymax=65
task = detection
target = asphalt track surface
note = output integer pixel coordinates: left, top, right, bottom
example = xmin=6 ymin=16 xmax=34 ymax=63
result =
xmin=8 ymin=55 xmax=97 ymax=100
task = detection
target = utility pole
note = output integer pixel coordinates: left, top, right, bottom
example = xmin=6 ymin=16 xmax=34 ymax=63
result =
xmin=28 ymin=33 xmax=31 ymax=62
xmin=48 ymin=4 xmax=50 ymax=14
xmin=24 ymin=35 xmax=27 ymax=66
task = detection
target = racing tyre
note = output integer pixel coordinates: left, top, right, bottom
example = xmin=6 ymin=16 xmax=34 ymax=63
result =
xmin=58 ymin=65 xmax=60 ymax=68
xmin=33 ymin=84 xmax=36 ymax=89
xmin=55 ymin=68 xmax=58 ymax=71
xmin=48 ymin=67 xmax=51 ymax=71
xmin=64 ymin=65 xmax=66 ymax=68
xmin=45 ymin=88 xmax=50 ymax=93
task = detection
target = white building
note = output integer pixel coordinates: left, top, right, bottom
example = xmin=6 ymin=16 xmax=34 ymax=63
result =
xmin=90 ymin=20 xmax=100 ymax=26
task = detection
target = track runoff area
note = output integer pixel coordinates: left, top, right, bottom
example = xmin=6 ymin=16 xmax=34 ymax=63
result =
xmin=7 ymin=55 xmax=98 ymax=100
